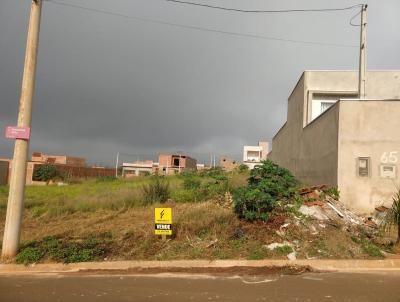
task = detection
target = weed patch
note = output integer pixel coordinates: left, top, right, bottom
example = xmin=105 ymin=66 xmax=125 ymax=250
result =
xmin=142 ymin=176 xmax=170 ymax=204
xmin=273 ymin=245 xmax=293 ymax=255
xmin=16 ymin=235 xmax=111 ymax=264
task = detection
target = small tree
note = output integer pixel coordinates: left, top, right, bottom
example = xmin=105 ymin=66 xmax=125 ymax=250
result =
xmin=233 ymin=160 xmax=298 ymax=221
xmin=33 ymin=164 xmax=58 ymax=184
xmin=382 ymin=190 xmax=400 ymax=244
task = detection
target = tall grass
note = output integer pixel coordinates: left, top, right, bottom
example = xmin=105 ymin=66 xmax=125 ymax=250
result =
xmin=0 ymin=170 xmax=248 ymax=217
xmin=141 ymin=176 xmax=171 ymax=204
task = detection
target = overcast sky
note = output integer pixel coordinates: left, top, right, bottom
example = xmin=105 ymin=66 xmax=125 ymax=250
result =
xmin=1 ymin=0 xmax=399 ymax=166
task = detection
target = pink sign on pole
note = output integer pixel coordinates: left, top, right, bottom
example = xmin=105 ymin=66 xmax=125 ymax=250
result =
xmin=5 ymin=126 xmax=31 ymax=140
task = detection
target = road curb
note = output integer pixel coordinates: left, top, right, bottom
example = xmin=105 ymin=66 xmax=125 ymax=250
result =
xmin=1 ymin=259 xmax=400 ymax=275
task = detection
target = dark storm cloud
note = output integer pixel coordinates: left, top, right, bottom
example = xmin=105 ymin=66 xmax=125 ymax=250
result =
xmin=1 ymin=0 xmax=400 ymax=165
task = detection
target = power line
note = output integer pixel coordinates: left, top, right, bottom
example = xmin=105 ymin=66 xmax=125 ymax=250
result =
xmin=349 ymin=10 xmax=362 ymax=26
xmin=44 ymin=0 xmax=357 ymax=48
xmin=165 ymin=0 xmax=363 ymax=14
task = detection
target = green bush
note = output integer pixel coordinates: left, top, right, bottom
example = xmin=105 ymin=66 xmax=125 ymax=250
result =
xmin=96 ymin=176 xmax=117 ymax=182
xmin=182 ymin=176 xmax=201 ymax=190
xmin=326 ymin=186 xmax=340 ymax=200
xmin=33 ymin=164 xmax=58 ymax=182
xmin=16 ymin=236 xmax=110 ymax=264
xmin=142 ymin=176 xmax=170 ymax=204
xmin=382 ymin=189 xmax=400 ymax=243
xmin=199 ymin=167 xmax=225 ymax=179
xmin=237 ymin=164 xmax=249 ymax=174
xmin=274 ymin=245 xmax=293 ymax=255
xmin=16 ymin=246 xmax=44 ymax=264
xmin=233 ymin=160 xmax=298 ymax=221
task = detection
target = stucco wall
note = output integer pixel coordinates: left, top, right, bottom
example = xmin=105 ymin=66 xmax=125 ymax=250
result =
xmin=296 ymin=104 xmax=339 ymax=186
xmin=305 ymin=70 xmax=400 ymax=98
xmin=270 ymin=105 xmax=339 ymax=186
xmin=183 ymin=157 xmax=197 ymax=170
xmin=271 ymin=72 xmax=340 ymax=186
xmin=270 ymin=75 xmax=306 ymax=173
xmin=338 ymin=100 xmax=400 ymax=213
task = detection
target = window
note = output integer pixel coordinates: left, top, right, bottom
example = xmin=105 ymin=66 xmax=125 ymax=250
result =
xmin=173 ymin=158 xmax=180 ymax=167
xmin=309 ymin=92 xmax=358 ymax=123
xmin=357 ymin=157 xmax=370 ymax=177
xmin=320 ymin=102 xmax=335 ymax=113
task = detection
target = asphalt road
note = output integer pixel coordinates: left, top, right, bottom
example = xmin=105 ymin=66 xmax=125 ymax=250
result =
xmin=1 ymin=272 xmax=400 ymax=302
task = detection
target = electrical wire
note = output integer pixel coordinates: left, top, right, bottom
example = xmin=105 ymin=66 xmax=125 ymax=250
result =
xmin=165 ymin=0 xmax=363 ymax=14
xmin=44 ymin=0 xmax=357 ymax=48
xmin=349 ymin=10 xmax=362 ymax=26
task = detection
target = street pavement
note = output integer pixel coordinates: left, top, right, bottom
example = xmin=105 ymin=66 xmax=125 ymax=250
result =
xmin=1 ymin=272 xmax=400 ymax=301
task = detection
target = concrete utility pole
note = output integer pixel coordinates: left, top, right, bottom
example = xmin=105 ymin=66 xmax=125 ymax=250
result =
xmin=2 ymin=0 xmax=43 ymax=259
xmin=115 ymin=152 xmax=119 ymax=178
xmin=358 ymin=4 xmax=367 ymax=99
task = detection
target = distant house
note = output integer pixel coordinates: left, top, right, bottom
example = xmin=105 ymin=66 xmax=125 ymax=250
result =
xmin=243 ymin=141 xmax=269 ymax=169
xmin=158 ymin=154 xmax=197 ymax=175
xmin=219 ymin=155 xmax=238 ymax=171
xmin=31 ymin=152 xmax=86 ymax=167
xmin=1 ymin=151 xmax=113 ymax=185
xmin=196 ymin=163 xmax=206 ymax=171
xmin=269 ymin=70 xmax=400 ymax=214
xmin=122 ymin=160 xmax=155 ymax=177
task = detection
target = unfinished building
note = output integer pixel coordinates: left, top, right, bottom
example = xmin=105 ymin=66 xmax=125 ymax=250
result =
xmin=269 ymin=71 xmax=400 ymax=213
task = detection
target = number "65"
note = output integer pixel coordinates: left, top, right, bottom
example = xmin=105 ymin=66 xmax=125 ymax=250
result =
xmin=380 ymin=151 xmax=398 ymax=164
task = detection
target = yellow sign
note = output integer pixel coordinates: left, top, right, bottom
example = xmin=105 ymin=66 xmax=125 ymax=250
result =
xmin=155 ymin=208 xmax=172 ymax=235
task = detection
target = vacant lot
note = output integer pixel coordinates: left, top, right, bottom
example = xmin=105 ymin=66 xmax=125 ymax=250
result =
xmin=0 ymin=170 xmax=395 ymax=264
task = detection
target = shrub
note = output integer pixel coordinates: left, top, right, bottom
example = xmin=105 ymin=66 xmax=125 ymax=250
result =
xmin=96 ymin=176 xmax=117 ymax=182
xmin=33 ymin=164 xmax=58 ymax=182
xmin=16 ymin=246 xmax=44 ymax=264
xmin=325 ymin=186 xmax=340 ymax=200
xmin=200 ymin=167 xmax=225 ymax=179
xmin=142 ymin=176 xmax=170 ymax=204
xmin=237 ymin=164 xmax=249 ymax=174
xmin=182 ymin=176 xmax=201 ymax=190
xmin=274 ymin=245 xmax=293 ymax=255
xmin=16 ymin=236 xmax=110 ymax=264
xmin=233 ymin=160 xmax=298 ymax=221
xmin=382 ymin=189 xmax=400 ymax=243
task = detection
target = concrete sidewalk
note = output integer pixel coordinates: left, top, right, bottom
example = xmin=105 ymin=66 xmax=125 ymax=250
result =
xmin=1 ymin=259 xmax=400 ymax=275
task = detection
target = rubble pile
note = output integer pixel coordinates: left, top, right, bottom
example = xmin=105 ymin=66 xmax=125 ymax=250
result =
xmin=263 ymin=185 xmax=390 ymax=260
xmin=297 ymin=185 xmax=382 ymax=236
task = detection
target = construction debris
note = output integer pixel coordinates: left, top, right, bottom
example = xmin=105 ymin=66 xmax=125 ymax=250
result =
xmin=296 ymin=185 xmax=383 ymax=238
xmin=299 ymin=205 xmax=329 ymax=221
xmin=264 ymin=241 xmax=293 ymax=251
xmin=287 ymin=251 xmax=297 ymax=261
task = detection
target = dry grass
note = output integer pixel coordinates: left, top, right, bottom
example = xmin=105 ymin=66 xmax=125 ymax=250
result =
xmin=0 ymin=174 xmax=388 ymax=263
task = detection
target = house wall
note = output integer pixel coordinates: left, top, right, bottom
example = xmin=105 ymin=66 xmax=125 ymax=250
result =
xmin=296 ymin=104 xmax=340 ymax=186
xmin=269 ymin=74 xmax=307 ymax=176
xmin=338 ymin=100 xmax=400 ymax=213
xmin=258 ymin=142 xmax=269 ymax=160
xmin=182 ymin=156 xmax=197 ymax=170
xmin=270 ymin=94 xmax=339 ymax=186
xmin=271 ymin=70 xmax=400 ymax=214
xmin=220 ymin=156 xmax=237 ymax=171
xmin=31 ymin=153 xmax=86 ymax=167
xmin=158 ymin=154 xmax=197 ymax=173
xmin=0 ymin=161 xmax=9 ymax=185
